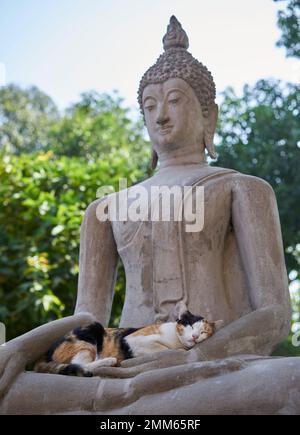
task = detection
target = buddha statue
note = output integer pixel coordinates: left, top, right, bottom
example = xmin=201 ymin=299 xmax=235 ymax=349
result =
xmin=1 ymin=16 xmax=299 ymax=415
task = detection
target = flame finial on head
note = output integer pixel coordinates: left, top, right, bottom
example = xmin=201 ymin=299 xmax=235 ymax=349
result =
xmin=162 ymin=15 xmax=189 ymax=51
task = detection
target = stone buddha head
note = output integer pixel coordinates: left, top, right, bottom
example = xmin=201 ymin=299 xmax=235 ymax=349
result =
xmin=138 ymin=16 xmax=218 ymax=168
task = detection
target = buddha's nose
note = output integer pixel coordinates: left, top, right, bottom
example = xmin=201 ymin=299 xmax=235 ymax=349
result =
xmin=156 ymin=104 xmax=170 ymax=126
xmin=192 ymin=334 xmax=199 ymax=340
xmin=156 ymin=115 xmax=170 ymax=126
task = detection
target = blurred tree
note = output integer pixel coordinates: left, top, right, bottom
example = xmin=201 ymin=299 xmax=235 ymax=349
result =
xmin=49 ymin=91 xmax=149 ymax=172
xmin=274 ymin=0 xmax=300 ymax=58
xmin=0 ymin=84 xmax=59 ymax=154
xmin=214 ymin=79 xmax=300 ymax=352
xmin=0 ymin=85 xmax=151 ymax=339
xmin=0 ymin=150 xmax=149 ymax=339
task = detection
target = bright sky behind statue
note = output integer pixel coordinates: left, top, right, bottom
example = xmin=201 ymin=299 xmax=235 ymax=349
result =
xmin=0 ymin=0 xmax=298 ymax=111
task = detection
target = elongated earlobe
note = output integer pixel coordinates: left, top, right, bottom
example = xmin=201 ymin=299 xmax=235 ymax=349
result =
xmin=151 ymin=149 xmax=158 ymax=170
xmin=204 ymin=103 xmax=218 ymax=159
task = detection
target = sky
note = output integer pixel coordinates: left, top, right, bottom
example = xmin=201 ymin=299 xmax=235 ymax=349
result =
xmin=0 ymin=0 xmax=298 ymax=112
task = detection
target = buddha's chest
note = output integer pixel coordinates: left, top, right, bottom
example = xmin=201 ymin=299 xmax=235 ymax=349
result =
xmin=111 ymin=176 xmax=233 ymax=255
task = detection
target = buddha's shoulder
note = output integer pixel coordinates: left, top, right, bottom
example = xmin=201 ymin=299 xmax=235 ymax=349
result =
xmin=85 ymin=196 xmax=109 ymax=212
xmin=83 ymin=194 xmax=114 ymax=224
xmin=231 ymin=172 xmax=274 ymax=193
xmin=208 ymin=169 xmax=274 ymax=202
xmin=201 ymin=166 xmax=275 ymax=198
xmin=185 ymin=165 xmax=272 ymax=188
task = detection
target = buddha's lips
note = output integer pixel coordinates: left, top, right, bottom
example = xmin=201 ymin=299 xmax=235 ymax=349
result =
xmin=158 ymin=125 xmax=173 ymax=134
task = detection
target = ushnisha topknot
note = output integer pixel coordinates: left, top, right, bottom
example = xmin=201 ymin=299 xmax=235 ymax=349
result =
xmin=138 ymin=15 xmax=216 ymax=118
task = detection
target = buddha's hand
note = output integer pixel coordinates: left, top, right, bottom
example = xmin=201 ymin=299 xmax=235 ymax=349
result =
xmin=0 ymin=343 xmax=27 ymax=400
xmin=120 ymin=349 xmax=189 ymax=370
xmin=0 ymin=312 xmax=95 ymax=399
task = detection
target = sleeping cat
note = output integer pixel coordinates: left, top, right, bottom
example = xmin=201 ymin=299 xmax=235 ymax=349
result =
xmin=35 ymin=304 xmax=221 ymax=377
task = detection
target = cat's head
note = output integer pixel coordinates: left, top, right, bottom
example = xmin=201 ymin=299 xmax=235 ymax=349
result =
xmin=174 ymin=302 xmax=222 ymax=349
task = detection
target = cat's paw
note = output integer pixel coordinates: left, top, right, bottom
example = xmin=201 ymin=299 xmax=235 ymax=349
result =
xmin=98 ymin=357 xmax=117 ymax=367
xmin=91 ymin=357 xmax=118 ymax=369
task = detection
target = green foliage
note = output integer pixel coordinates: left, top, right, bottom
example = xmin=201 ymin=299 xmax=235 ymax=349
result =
xmin=0 ymin=85 xmax=59 ymax=154
xmin=214 ymin=79 xmax=300 ymax=354
xmin=48 ymin=91 xmax=149 ymax=166
xmin=0 ymin=152 xmax=149 ymax=339
xmin=0 ymin=83 xmax=151 ymax=340
xmin=274 ymin=0 xmax=300 ymax=58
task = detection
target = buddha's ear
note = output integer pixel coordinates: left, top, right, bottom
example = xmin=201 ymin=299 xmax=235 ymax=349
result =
xmin=151 ymin=149 xmax=158 ymax=170
xmin=203 ymin=103 xmax=218 ymax=159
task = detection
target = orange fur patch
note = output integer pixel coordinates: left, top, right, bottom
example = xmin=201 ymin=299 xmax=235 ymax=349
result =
xmin=129 ymin=324 xmax=161 ymax=337
xmin=176 ymin=323 xmax=185 ymax=336
xmin=202 ymin=321 xmax=214 ymax=337
xmin=52 ymin=341 xmax=96 ymax=364
xmin=99 ymin=330 xmax=123 ymax=364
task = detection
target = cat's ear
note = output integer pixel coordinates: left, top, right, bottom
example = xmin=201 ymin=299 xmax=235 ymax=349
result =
xmin=173 ymin=301 xmax=188 ymax=320
xmin=213 ymin=320 xmax=224 ymax=331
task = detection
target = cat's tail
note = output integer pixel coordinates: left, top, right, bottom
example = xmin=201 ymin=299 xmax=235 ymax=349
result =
xmin=34 ymin=360 xmax=93 ymax=377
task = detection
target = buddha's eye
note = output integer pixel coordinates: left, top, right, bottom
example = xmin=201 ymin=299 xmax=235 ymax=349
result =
xmin=168 ymin=97 xmax=180 ymax=105
xmin=145 ymin=105 xmax=155 ymax=112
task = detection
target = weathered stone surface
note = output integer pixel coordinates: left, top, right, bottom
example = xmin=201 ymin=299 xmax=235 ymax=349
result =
xmin=1 ymin=356 xmax=300 ymax=415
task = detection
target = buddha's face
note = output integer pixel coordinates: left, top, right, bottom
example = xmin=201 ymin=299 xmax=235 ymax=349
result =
xmin=142 ymin=78 xmax=205 ymax=154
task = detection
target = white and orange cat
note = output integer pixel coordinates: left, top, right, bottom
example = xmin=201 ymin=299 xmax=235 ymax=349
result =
xmin=35 ymin=303 xmax=222 ymax=377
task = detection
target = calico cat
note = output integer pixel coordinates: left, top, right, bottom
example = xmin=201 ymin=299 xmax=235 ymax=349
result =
xmin=35 ymin=304 xmax=221 ymax=377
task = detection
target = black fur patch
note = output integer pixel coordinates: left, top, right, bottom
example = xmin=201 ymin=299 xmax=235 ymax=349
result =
xmin=59 ymin=364 xmax=84 ymax=376
xmin=122 ymin=327 xmax=140 ymax=338
xmin=120 ymin=328 xmax=139 ymax=360
xmin=177 ymin=311 xmax=203 ymax=326
xmin=73 ymin=322 xmax=105 ymax=353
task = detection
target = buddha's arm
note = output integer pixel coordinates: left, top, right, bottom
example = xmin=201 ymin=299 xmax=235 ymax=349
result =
xmin=75 ymin=198 xmax=119 ymax=325
xmin=191 ymin=175 xmax=291 ymax=360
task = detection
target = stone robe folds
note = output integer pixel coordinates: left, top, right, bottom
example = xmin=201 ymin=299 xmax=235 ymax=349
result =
xmin=111 ymin=166 xmax=271 ymax=329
